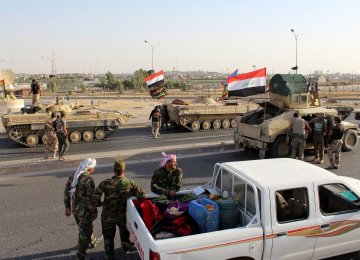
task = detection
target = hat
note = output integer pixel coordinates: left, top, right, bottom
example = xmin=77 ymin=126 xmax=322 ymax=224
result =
xmin=61 ymin=111 xmax=66 ymax=117
xmin=114 ymin=159 xmax=126 ymax=174
xmin=51 ymin=112 xmax=57 ymax=118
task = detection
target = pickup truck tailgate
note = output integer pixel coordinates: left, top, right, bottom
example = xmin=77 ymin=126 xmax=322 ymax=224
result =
xmin=127 ymin=198 xmax=153 ymax=260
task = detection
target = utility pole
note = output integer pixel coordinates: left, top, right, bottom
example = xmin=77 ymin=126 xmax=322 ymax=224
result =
xmin=290 ymin=29 xmax=298 ymax=74
xmin=41 ymin=48 xmax=57 ymax=75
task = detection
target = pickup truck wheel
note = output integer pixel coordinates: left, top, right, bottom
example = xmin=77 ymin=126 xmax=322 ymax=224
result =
xmin=342 ymin=129 xmax=358 ymax=151
xmin=270 ymin=135 xmax=291 ymax=158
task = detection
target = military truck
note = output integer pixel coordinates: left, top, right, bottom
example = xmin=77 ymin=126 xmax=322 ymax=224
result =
xmin=234 ymin=74 xmax=360 ymax=158
xmin=1 ymin=99 xmax=132 ymax=147
xmin=161 ymin=97 xmax=258 ymax=132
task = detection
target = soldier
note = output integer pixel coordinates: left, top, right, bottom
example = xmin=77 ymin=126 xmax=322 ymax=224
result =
xmin=149 ymin=106 xmax=161 ymax=138
xmin=289 ymin=112 xmax=312 ymax=160
xmin=55 ymin=111 xmax=70 ymax=161
xmin=151 ymin=152 xmax=182 ymax=198
xmin=29 ymin=79 xmax=41 ymax=105
xmin=44 ymin=112 xmax=58 ymax=159
xmin=310 ymin=113 xmax=327 ymax=164
xmin=64 ymin=158 xmax=98 ymax=260
xmin=92 ymin=159 xmax=144 ymax=259
xmin=327 ymin=116 xmax=345 ymax=169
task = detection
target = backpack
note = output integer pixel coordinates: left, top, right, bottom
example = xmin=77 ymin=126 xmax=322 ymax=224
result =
xmin=54 ymin=118 xmax=64 ymax=133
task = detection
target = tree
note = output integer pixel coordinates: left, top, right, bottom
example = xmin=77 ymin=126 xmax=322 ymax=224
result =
xmin=132 ymin=69 xmax=148 ymax=90
xmin=122 ymin=79 xmax=134 ymax=90
xmin=105 ymin=71 xmax=119 ymax=90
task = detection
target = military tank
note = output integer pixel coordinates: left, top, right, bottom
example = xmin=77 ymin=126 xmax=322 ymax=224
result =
xmin=160 ymin=97 xmax=258 ymax=132
xmin=1 ymin=99 xmax=132 ymax=147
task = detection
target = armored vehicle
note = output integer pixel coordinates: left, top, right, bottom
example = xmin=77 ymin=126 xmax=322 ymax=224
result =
xmin=234 ymin=74 xmax=360 ymax=158
xmin=161 ymin=97 xmax=257 ymax=131
xmin=1 ymin=100 xmax=131 ymax=147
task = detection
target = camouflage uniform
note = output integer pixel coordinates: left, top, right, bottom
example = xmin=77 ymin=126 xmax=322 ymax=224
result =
xmin=64 ymin=172 xmax=97 ymax=259
xmin=92 ymin=176 xmax=144 ymax=259
xmin=44 ymin=117 xmax=58 ymax=157
xmin=151 ymin=167 xmax=182 ymax=197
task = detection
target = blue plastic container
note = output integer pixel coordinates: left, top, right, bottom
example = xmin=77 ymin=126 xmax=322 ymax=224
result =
xmin=188 ymin=198 xmax=219 ymax=233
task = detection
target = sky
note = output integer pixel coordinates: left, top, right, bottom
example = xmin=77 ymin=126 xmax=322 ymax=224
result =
xmin=1 ymin=0 xmax=359 ymax=75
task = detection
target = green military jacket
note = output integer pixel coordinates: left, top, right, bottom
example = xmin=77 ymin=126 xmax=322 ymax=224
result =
xmin=64 ymin=173 xmax=97 ymax=214
xmin=92 ymin=175 xmax=144 ymax=222
xmin=151 ymin=167 xmax=182 ymax=196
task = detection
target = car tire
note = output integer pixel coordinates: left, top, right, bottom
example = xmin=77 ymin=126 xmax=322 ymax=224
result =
xmin=270 ymin=135 xmax=291 ymax=158
xmin=342 ymin=129 xmax=358 ymax=152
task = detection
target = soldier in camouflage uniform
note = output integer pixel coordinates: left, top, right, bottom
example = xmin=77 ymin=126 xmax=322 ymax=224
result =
xmin=64 ymin=158 xmax=98 ymax=260
xmin=44 ymin=112 xmax=58 ymax=159
xmin=327 ymin=116 xmax=345 ymax=169
xmin=92 ymin=159 xmax=144 ymax=260
xmin=151 ymin=152 xmax=183 ymax=198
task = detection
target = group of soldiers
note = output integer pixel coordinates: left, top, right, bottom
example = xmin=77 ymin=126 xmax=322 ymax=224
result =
xmin=289 ymin=112 xmax=345 ymax=169
xmin=64 ymin=152 xmax=182 ymax=260
xmin=44 ymin=111 xmax=70 ymax=160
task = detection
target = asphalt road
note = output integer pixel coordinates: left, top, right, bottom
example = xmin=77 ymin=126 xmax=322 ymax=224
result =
xmin=1 ymin=126 xmax=360 ymax=259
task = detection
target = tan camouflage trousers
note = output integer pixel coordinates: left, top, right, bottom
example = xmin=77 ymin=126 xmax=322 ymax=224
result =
xmin=45 ymin=133 xmax=58 ymax=154
xmin=327 ymin=140 xmax=342 ymax=167
xmin=291 ymin=136 xmax=306 ymax=160
xmin=32 ymin=93 xmax=40 ymax=105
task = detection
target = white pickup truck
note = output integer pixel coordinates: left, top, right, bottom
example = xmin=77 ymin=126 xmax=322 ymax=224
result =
xmin=126 ymin=158 xmax=360 ymax=260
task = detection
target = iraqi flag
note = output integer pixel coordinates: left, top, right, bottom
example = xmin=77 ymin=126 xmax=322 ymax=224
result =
xmin=227 ymin=68 xmax=266 ymax=97
xmin=145 ymin=70 xmax=164 ymax=90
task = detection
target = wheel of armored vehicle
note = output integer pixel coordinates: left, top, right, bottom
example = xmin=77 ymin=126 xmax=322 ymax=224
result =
xmin=342 ymin=129 xmax=358 ymax=151
xmin=26 ymin=134 xmax=39 ymax=147
xmin=9 ymin=127 xmax=23 ymax=140
xmin=191 ymin=121 xmax=200 ymax=131
xmin=270 ymin=135 xmax=291 ymax=158
xmin=95 ymin=129 xmax=106 ymax=140
xmin=212 ymin=120 xmax=221 ymax=130
xmin=222 ymin=119 xmax=230 ymax=129
xmin=70 ymin=131 xmax=81 ymax=143
xmin=202 ymin=120 xmax=211 ymax=130
xmin=82 ymin=130 xmax=94 ymax=142
xmin=230 ymin=119 xmax=236 ymax=128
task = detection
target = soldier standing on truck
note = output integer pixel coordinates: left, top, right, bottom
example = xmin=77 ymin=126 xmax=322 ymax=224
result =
xmin=310 ymin=113 xmax=327 ymax=164
xmin=44 ymin=112 xmax=58 ymax=159
xmin=151 ymin=152 xmax=182 ymax=198
xmin=289 ymin=112 xmax=312 ymax=160
xmin=92 ymin=159 xmax=144 ymax=258
xmin=64 ymin=158 xmax=98 ymax=260
xmin=29 ymin=79 xmax=41 ymax=105
xmin=327 ymin=116 xmax=345 ymax=169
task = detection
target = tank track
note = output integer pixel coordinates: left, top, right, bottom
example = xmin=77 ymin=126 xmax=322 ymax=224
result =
xmin=7 ymin=125 xmax=117 ymax=148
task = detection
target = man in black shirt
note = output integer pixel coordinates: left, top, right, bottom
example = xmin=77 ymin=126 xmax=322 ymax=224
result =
xmin=327 ymin=116 xmax=345 ymax=169
xmin=29 ymin=79 xmax=41 ymax=105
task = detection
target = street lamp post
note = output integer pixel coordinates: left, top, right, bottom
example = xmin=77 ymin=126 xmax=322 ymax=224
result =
xmin=290 ymin=29 xmax=298 ymax=74
xmin=144 ymin=40 xmax=154 ymax=70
